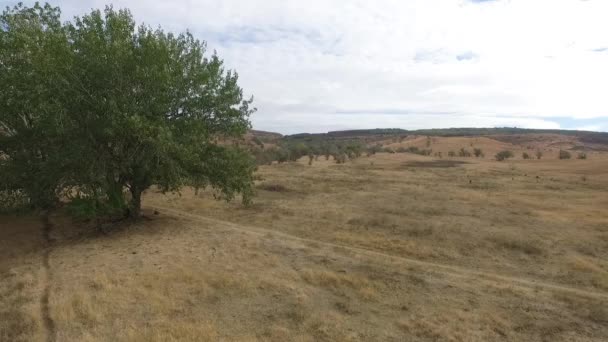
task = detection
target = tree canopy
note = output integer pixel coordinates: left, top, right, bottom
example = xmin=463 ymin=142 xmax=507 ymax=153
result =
xmin=0 ymin=3 xmax=255 ymax=219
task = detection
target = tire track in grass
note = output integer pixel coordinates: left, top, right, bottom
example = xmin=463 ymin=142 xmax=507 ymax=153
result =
xmin=41 ymin=213 xmax=56 ymax=342
xmin=149 ymin=205 xmax=608 ymax=301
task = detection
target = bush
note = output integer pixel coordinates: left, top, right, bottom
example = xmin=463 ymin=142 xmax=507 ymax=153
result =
xmin=495 ymin=150 xmax=513 ymax=161
xmin=473 ymin=148 xmax=483 ymax=158
xmin=577 ymin=152 xmax=587 ymax=160
xmin=447 ymin=151 xmax=456 ymax=157
xmin=458 ymin=148 xmax=471 ymax=157
xmin=522 ymin=152 xmax=531 ymax=159
xmin=535 ymin=150 xmax=543 ymax=159
xmin=559 ymin=150 xmax=571 ymax=159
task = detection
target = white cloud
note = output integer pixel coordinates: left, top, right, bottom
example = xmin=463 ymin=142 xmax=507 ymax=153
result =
xmin=7 ymin=0 xmax=608 ymax=133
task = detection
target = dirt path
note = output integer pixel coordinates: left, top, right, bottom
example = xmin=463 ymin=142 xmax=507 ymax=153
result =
xmin=41 ymin=214 xmax=56 ymax=342
xmin=149 ymin=205 xmax=608 ymax=301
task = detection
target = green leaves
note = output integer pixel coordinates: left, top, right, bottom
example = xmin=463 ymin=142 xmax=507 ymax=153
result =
xmin=1 ymin=3 xmax=255 ymax=217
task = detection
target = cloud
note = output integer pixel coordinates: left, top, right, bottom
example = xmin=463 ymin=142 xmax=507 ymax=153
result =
xmin=4 ymin=0 xmax=608 ymax=133
xmin=456 ymin=51 xmax=478 ymax=61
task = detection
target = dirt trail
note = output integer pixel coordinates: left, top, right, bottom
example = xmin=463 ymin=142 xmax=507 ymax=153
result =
xmin=149 ymin=205 xmax=608 ymax=301
xmin=41 ymin=214 xmax=56 ymax=342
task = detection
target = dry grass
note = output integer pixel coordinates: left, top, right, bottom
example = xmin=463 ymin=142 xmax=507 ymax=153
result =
xmin=2 ymin=139 xmax=608 ymax=341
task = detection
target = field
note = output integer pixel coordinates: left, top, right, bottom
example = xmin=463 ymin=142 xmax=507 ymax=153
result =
xmin=2 ymin=144 xmax=608 ymax=341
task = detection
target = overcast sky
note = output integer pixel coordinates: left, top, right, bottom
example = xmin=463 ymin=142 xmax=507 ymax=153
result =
xmin=4 ymin=0 xmax=608 ymax=134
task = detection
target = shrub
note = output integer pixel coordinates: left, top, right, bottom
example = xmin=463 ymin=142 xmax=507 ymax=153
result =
xmin=522 ymin=152 xmax=531 ymax=159
xmin=559 ymin=150 xmax=571 ymax=159
xmin=447 ymin=151 xmax=456 ymax=157
xmin=458 ymin=148 xmax=471 ymax=157
xmin=257 ymin=183 xmax=290 ymax=192
xmin=577 ymin=152 xmax=587 ymax=160
xmin=495 ymin=150 xmax=513 ymax=161
xmin=366 ymin=145 xmax=382 ymax=156
xmin=473 ymin=148 xmax=484 ymax=158
xmin=535 ymin=150 xmax=543 ymax=159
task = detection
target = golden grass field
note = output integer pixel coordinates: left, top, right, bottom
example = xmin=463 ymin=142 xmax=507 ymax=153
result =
xmin=2 ymin=139 xmax=608 ymax=341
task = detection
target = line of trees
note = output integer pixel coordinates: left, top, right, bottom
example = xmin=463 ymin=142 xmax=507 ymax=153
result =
xmin=0 ymin=4 xmax=256 ymax=220
xmin=253 ymin=140 xmax=367 ymax=165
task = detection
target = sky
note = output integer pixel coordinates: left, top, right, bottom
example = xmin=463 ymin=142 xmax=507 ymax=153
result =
xmin=4 ymin=0 xmax=608 ymax=134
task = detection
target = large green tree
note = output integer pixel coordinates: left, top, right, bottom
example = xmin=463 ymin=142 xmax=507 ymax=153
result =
xmin=1 ymin=3 xmax=255 ymax=218
xmin=0 ymin=3 xmax=71 ymax=210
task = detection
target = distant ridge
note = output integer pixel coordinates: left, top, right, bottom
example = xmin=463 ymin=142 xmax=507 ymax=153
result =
xmin=277 ymin=127 xmax=608 ymax=145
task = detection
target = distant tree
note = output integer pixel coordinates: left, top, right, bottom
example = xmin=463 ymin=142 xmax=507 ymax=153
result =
xmin=448 ymin=151 xmax=456 ymax=157
xmin=308 ymin=153 xmax=314 ymax=165
xmin=473 ymin=148 xmax=484 ymax=158
xmin=459 ymin=148 xmax=471 ymax=157
xmin=407 ymin=146 xmax=420 ymax=154
xmin=495 ymin=150 xmax=514 ymax=161
xmin=535 ymin=150 xmax=543 ymax=160
xmin=276 ymin=149 xmax=289 ymax=164
xmin=522 ymin=152 xmax=531 ymax=159
xmin=559 ymin=150 xmax=571 ymax=160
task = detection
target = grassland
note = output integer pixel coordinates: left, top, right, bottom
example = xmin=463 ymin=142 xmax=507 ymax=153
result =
xmin=2 ymin=147 xmax=608 ymax=341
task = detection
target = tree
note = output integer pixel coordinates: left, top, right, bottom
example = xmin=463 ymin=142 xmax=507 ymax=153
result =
xmin=577 ymin=152 xmax=587 ymax=160
xmin=535 ymin=150 xmax=543 ymax=160
xmin=522 ymin=152 xmax=531 ymax=159
xmin=458 ymin=148 xmax=471 ymax=157
xmin=495 ymin=150 xmax=513 ymax=161
xmin=1 ymin=4 xmax=256 ymax=219
xmin=558 ymin=150 xmax=571 ymax=160
xmin=0 ymin=3 xmax=71 ymax=209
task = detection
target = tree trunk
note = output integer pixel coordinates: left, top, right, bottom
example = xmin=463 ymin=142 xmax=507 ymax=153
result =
xmin=129 ymin=186 xmax=142 ymax=219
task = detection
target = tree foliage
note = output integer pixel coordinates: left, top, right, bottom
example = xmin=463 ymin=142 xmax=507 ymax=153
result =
xmin=0 ymin=4 xmax=255 ymax=219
